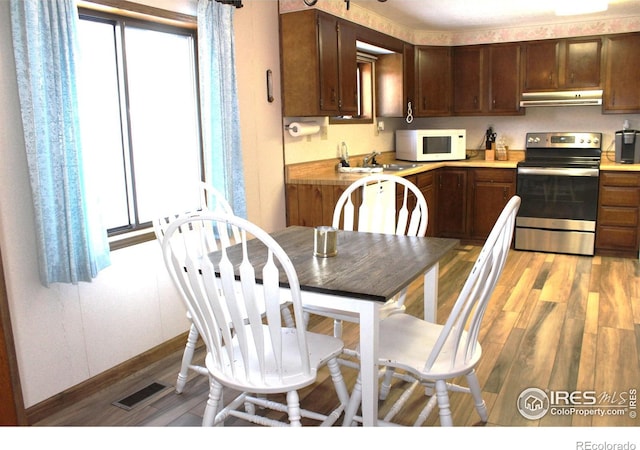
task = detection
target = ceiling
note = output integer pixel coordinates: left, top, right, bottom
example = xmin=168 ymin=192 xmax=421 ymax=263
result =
xmin=348 ymin=0 xmax=640 ymax=32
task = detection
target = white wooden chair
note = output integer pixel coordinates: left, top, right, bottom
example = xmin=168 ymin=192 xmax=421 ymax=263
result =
xmin=161 ymin=212 xmax=350 ymax=426
xmin=304 ymin=174 xmax=429 ymax=351
xmin=342 ymin=195 xmax=520 ymax=426
xmin=154 ymin=182 xmax=292 ymax=394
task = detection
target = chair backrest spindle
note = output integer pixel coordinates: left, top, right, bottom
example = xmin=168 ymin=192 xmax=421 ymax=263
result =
xmin=423 ymin=196 xmax=520 ymax=372
xmin=162 ymin=212 xmax=312 ymax=386
xmin=333 ymin=174 xmax=428 ymax=237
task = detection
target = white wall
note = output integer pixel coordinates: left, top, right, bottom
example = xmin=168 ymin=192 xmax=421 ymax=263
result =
xmin=0 ymin=0 xmax=285 ymax=408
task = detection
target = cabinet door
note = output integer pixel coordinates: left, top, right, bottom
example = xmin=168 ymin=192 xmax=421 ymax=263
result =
xmin=523 ymin=40 xmax=559 ymax=91
xmin=452 ymin=46 xmax=483 ymax=114
xmin=470 ymin=169 xmax=515 ymax=240
xmin=416 ymin=172 xmax=436 ymax=236
xmin=376 ymin=52 xmax=404 ymax=117
xmin=488 ymin=43 xmax=522 ymax=114
xmin=280 ymin=10 xmax=322 ymax=116
xmin=403 ymin=43 xmax=415 ymax=118
xmin=286 ymin=183 xmax=346 ymax=227
xmin=437 ymin=169 xmax=467 ymax=237
xmin=603 ymin=33 xmax=640 ymax=113
xmin=415 ymin=46 xmax=451 ymax=116
xmin=317 ymin=14 xmax=340 ymax=114
xmin=337 ymin=20 xmax=358 ymax=114
xmin=565 ymin=38 xmax=602 ymax=89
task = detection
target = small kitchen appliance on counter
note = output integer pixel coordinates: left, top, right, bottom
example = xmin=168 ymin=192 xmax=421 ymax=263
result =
xmin=615 ymin=129 xmax=640 ymax=164
xmin=395 ymin=129 xmax=466 ymax=162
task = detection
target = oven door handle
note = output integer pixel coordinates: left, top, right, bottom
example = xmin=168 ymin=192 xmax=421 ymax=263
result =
xmin=517 ymin=167 xmax=599 ymax=177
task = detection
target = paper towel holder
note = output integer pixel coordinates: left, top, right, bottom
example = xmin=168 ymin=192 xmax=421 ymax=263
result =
xmin=285 ymin=121 xmax=320 ymax=137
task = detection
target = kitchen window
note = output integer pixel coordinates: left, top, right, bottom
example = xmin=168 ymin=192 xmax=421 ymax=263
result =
xmin=77 ymin=11 xmax=202 ymax=248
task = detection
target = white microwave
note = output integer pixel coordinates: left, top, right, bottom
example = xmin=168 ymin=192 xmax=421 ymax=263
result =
xmin=395 ymin=129 xmax=467 ymax=162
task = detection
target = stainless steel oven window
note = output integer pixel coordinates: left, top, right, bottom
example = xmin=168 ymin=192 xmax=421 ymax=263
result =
xmin=516 ymin=168 xmax=599 ymax=222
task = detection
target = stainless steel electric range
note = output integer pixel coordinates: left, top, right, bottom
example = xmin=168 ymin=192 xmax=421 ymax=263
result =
xmin=515 ymin=131 xmax=602 ymax=256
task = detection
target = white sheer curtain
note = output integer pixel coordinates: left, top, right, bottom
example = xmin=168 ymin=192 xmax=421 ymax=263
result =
xmin=197 ymin=0 xmax=247 ymax=218
xmin=10 ymin=0 xmax=110 ymax=286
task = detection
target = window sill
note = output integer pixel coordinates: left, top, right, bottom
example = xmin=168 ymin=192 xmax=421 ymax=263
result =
xmin=109 ymin=229 xmax=156 ymax=251
xmin=329 ymin=116 xmax=373 ymax=125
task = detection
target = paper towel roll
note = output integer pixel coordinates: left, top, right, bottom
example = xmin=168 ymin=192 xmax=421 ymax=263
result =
xmin=288 ymin=121 xmax=320 ymax=137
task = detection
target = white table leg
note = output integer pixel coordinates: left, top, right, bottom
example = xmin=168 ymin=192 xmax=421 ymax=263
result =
xmin=358 ymin=302 xmax=379 ymax=426
xmin=423 ymin=262 xmax=439 ymax=323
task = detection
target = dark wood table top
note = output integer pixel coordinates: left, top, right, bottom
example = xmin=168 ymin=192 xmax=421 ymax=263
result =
xmin=216 ymin=226 xmax=459 ymax=303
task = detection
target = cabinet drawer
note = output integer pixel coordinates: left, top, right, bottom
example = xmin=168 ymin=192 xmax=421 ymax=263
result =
xmin=472 ymin=168 xmax=515 ymax=183
xmin=600 ymin=171 xmax=640 ymax=187
xmin=599 ymin=186 xmax=640 ymax=206
xmin=598 ymin=206 xmax=639 ymax=227
xmin=416 ymin=171 xmax=435 ymax=188
xmin=596 ymin=225 xmax=638 ymax=249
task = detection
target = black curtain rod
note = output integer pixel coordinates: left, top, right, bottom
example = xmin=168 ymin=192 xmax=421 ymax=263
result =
xmin=215 ymin=0 xmax=243 ymax=8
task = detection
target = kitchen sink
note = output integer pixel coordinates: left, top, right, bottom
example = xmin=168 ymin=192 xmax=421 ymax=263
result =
xmin=380 ymin=163 xmax=422 ymax=171
xmin=336 ymin=166 xmax=383 ymax=174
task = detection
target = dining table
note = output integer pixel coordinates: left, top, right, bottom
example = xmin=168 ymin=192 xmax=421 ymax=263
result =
xmin=218 ymin=225 xmax=459 ymax=426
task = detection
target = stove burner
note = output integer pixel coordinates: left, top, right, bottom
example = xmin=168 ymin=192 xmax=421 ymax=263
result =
xmin=522 ymin=131 xmax=602 ymax=168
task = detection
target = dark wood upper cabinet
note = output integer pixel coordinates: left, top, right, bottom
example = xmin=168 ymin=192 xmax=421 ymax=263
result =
xmin=280 ymin=10 xmax=357 ymax=116
xmin=522 ymin=40 xmax=560 ymax=91
xmin=453 ymin=43 xmax=522 ymax=116
xmin=603 ymin=33 xmax=640 ymax=113
xmin=452 ymin=46 xmax=482 ymax=114
xmin=336 ymin=19 xmax=358 ymax=114
xmin=415 ymin=46 xmax=452 ymax=116
xmin=403 ymin=43 xmax=416 ymax=118
xmin=376 ymin=52 xmax=404 ymax=117
xmin=565 ymin=39 xmax=602 ymax=88
xmin=523 ymin=37 xmax=602 ymax=91
xmin=488 ymin=43 xmax=522 ymax=113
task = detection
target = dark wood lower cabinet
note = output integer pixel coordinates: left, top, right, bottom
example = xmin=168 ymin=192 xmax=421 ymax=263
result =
xmin=286 ymin=167 xmax=639 ymax=258
xmin=286 ymin=167 xmax=517 ymax=244
xmin=404 ymin=172 xmax=436 ymax=236
xmin=469 ymin=168 xmax=516 ymax=240
xmin=596 ymin=171 xmax=640 ymax=257
xmin=286 ymin=183 xmax=347 ymax=228
xmin=436 ymin=168 xmax=468 ymax=238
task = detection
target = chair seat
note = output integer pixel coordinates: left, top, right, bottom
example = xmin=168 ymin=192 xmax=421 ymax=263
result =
xmin=206 ymin=325 xmax=345 ymax=394
xmin=377 ymin=312 xmax=482 ymax=379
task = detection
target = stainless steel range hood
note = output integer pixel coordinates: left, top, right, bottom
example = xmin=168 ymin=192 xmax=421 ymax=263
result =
xmin=520 ymin=90 xmax=603 ymax=107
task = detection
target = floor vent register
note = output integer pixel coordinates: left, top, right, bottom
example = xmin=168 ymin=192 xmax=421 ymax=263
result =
xmin=112 ymin=382 xmax=170 ymax=411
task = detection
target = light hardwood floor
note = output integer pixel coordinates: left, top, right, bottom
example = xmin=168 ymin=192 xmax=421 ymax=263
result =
xmin=34 ymin=246 xmax=640 ymax=427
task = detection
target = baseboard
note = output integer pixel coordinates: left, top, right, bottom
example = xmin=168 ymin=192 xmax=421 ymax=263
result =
xmin=25 ymin=331 xmax=189 ymax=425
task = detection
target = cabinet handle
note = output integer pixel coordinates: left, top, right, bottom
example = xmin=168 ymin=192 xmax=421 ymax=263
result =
xmin=570 ymin=72 xmax=575 ymax=84
xmin=422 ymin=97 xmax=427 ymax=110
xmin=331 ymin=88 xmax=336 ymax=103
xmin=503 ymin=187 xmax=507 ymax=200
xmin=473 ymin=96 xmax=478 ymax=106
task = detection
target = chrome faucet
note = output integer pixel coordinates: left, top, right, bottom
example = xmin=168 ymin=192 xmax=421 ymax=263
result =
xmin=363 ymin=151 xmax=380 ymax=167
